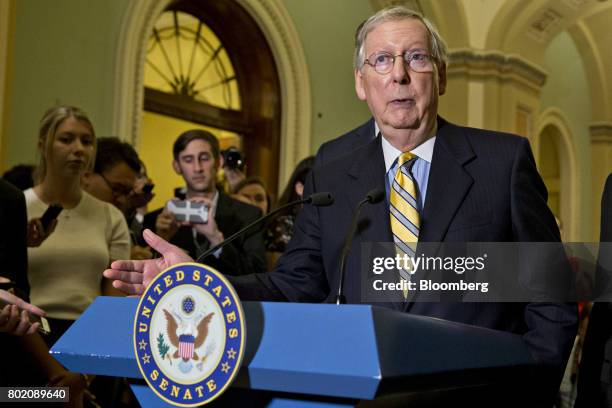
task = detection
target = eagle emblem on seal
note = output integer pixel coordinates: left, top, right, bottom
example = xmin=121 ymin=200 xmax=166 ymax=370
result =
xmin=161 ymin=296 xmax=214 ymax=372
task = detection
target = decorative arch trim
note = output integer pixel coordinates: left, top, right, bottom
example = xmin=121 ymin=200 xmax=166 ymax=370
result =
xmin=485 ymin=0 xmax=612 ymax=65
xmin=534 ymin=107 xmax=580 ymax=240
xmin=112 ymin=0 xmax=312 ymax=186
xmin=568 ymin=21 xmax=611 ymax=122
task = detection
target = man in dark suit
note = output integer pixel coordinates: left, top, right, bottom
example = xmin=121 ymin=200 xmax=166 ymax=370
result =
xmin=316 ymin=118 xmax=375 ymax=166
xmin=105 ymin=6 xmax=576 ymax=400
xmin=0 ymin=179 xmax=30 ymax=301
xmin=575 ymin=173 xmax=612 ymax=407
xmin=0 ymin=178 xmax=47 ymax=335
xmin=143 ymin=129 xmax=265 ymax=276
xmin=0 ymin=178 xmax=57 ymax=388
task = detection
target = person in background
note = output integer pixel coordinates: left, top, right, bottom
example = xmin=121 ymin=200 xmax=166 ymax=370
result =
xmin=2 ymin=164 xmax=35 ymax=191
xmin=221 ymin=146 xmax=246 ymax=193
xmin=0 ymin=287 xmax=45 ymax=336
xmin=125 ymin=160 xmax=155 ymax=258
xmin=575 ymin=173 xmax=612 ymax=407
xmin=80 ymin=136 xmax=144 ymax=408
xmin=1 ymin=141 xmax=89 ymax=404
xmin=81 ymin=137 xmax=153 ymax=260
xmin=265 ymin=156 xmax=314 ymax=265
xmin=26 ymin=106 xmax=130 ymax=342
xmin=233 ymin=177 xmax=271 ymax=215
xmin=81 ymin=136 xmax=140 ymax=215
xmin=144 ymin=129 xmax=266 ymax=275
xmin=0 ymin=178 xmax=46 ymax=338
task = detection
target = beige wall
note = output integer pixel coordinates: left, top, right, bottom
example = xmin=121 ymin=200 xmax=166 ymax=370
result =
xmin=283 ymin=0 xmax=374 ymax=150
xmin=4 ymin=0 xmax=130 ymax=171
xmin=0 ymin=0 xmax=15 ymax=171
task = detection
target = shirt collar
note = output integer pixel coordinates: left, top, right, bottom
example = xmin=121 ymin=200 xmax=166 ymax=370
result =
xmin=211 ymin=190 xmax=219 ymax=215
xmin=376 ymin=121 xmax=437 ymax=173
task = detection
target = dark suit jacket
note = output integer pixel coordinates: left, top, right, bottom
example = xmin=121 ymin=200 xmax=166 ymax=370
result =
xmin=0 ymin=179 xmax=30 ymax=387
xmin=316 ymin=118 xmax=375 ymax=165
xmin=144 ymin=191 xmax=266 ymax=276
xmin=0 ymin=179 xmax=29 ymax=300
xmin=576 ymin=173 xmax=612 ymax=407
xmin=229 ymin=118 xmax=577 ymax=403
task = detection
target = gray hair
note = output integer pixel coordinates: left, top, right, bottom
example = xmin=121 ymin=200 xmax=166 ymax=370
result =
xmin=354 ymin=6 xmax=448 ymax=70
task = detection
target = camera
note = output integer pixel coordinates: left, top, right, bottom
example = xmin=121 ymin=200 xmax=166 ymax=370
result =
xmin=222 ymin=147 xmax=245 ymax=171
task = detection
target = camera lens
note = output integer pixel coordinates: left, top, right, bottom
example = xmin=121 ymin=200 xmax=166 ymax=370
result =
xmin=223 ymin=147 xmax=245 ymax=171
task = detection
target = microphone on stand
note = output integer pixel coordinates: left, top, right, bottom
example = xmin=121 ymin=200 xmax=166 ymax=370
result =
xmin=195 ymin=192 xmax=334 ymax=263
xmin=335 ymin=188 xmax=385 ymax=305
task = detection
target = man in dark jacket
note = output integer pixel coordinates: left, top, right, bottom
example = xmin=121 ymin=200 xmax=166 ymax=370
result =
xmin=144 ymin=129 xmax=265 ymax=276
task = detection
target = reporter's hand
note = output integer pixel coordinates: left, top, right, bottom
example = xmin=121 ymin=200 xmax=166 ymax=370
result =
xmin=27 ymin=218 xmax=57 ymax=247
xmin=155 ymin=207 xmax=179 ymax=241
xmin=103 ymin=229 xmax=194 ymax=296
xmin=0 ymin=289 xmax=46 ymax=335
xmin=187 ymin=197 xmax=224 ymax=247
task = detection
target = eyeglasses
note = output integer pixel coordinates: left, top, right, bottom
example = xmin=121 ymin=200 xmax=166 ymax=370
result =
xmin=99 ymin=173 xmax=133 ymax=197
xmin=363 ymin=50 xmax=434 ymax=74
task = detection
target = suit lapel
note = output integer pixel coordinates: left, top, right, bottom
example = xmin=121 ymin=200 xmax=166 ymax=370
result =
xmin=346 ymin=136 xmax=405 ymax=308
xmin=419 ymin=118 xmax=475 ymax=243
xmin=346 ymin=135 xmax=391 ymax=244
xmin=352 ymin=118 xmax=376 ymax=151
xmin=214 ymin=191 xmax=231 ymax=225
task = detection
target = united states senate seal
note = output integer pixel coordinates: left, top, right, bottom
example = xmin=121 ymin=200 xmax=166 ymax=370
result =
xmin=134 ymin=262 xmax=245 ymax=406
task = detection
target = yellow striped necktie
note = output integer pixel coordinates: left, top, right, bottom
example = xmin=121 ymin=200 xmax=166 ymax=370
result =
xmin=389 ymin=152 xmax=420 ymax=297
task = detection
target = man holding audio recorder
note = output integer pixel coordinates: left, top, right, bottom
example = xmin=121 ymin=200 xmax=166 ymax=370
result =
xmin=143 ymin=129 xmax=266 ymax=276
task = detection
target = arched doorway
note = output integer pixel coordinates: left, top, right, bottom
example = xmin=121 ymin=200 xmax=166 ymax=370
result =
xmin=536 ymin=110 xmax=579 ymax=240
xmin=140 ymin=0 xmax=281 ymax=208
xmin=112 ymin=0 xmax=312 ymax=208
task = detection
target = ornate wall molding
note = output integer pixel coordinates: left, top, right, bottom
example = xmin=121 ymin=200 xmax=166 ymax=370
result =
xmin=234 ymin=0 xmax=311 ymax=185
xmin=112 ymin=0 xmax=311 ymax=185
xmin=112 ymin=0 xmax=168 ymax=148
xmin=447 ymin=48 xmax=547 ymax=91
xmin=535 ymin=107 xmax=580 ymax=240
xmin=590 ymin=122 xmax=612 ymax=143
xmin=0 ymin=0 xmax=14 ymax=168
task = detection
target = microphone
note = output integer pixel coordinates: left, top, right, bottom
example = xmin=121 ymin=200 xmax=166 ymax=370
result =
xmin=195 ymin=192 xmax=334 ymax=263
xmin=335 ymin=188 xmax=385 ymax=305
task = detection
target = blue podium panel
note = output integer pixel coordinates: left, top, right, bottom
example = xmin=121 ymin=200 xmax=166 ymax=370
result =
xmin=52 ymin=297 xmax=536 ymax=405
xmin=52 ymin=298 xmax=381 ymax=398
xmin=50 ymin=296 xmax=141 ymax=378
xmin=241 ymin=302 xmax=380 ymax=399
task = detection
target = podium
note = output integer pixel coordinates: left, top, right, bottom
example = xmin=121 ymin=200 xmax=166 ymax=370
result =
xmin=51 ymin=297 xmax=536 ymax=407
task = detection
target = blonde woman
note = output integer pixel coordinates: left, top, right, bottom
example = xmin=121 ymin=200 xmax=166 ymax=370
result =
xmin=20 ymin=106 xmax=130 ymax=405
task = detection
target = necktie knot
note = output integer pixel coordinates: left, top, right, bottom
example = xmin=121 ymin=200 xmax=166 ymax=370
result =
xmin=398 ymin=152 xmax=416 ymax=167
